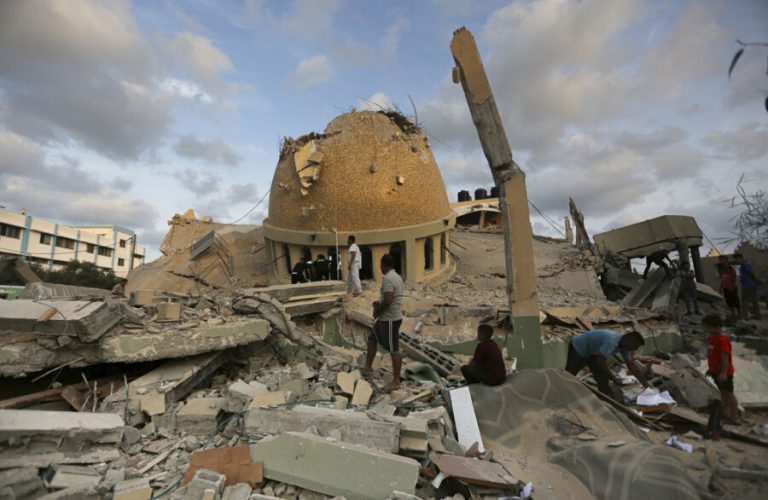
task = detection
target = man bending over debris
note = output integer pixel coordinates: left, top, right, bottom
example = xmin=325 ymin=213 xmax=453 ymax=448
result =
xmin=461 ymin=324 xmax=506 ymax=386
xmin=565 ymin=329 xmax=648 ymax=395
xmin=363 ymin=253 xmax=404 ymax=392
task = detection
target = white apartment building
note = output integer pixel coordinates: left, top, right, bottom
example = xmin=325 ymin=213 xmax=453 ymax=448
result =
xmin=0 ymin=208 xmax=145 ymax=278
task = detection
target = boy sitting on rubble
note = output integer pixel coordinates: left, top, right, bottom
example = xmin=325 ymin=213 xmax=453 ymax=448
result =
xmin=703 ymin=314 xmax=741 ymax=424
xmin=460 ymin=324 xmax=506 ymax=386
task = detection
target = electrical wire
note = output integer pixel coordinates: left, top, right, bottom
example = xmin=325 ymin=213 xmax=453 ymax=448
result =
xmin=528 ymin=200 xmax=566 ymax=236
xmin=228 ymin=189 xmax=271 ymax=225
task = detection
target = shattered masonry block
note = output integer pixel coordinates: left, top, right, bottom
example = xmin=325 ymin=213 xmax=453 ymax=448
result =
xmin=221 ymin=483 xmax=253 ymax=500
xmin=175 ymin=398 xmax=227 ymax=435
xmin=114 ymin=478 xmax=152 ymax=500
xmin=250 ymin=432 xmax=419 ymax=499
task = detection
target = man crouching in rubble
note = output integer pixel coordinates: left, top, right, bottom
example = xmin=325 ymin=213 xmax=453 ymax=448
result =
xmin=565 ymin=330 xmax=649 ymax=395
xmin=362 ymin=254 xmax=404 ymax=393
xmin=460 ymin=324 xmax=506 ymax=386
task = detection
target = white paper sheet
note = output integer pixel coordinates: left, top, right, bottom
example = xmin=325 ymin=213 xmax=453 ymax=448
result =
xmin=636 ymin=387 xmax=676 ymax=406
xmin=449 ymin=386 xmax=485 ymax=453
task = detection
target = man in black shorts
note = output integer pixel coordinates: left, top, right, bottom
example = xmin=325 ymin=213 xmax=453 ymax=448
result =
xmin=362 ymin=254 xmax=403 ymax=392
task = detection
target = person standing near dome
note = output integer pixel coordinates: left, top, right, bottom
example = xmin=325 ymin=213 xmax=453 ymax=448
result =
xmin=347 ymin=235 xmax=362 ymax=296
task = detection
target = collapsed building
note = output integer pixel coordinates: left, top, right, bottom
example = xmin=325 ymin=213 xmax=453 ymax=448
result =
xmin=264 ymin=111 xmax=456 ymax=285
xmin=2 ymin=30 xmax=768 ymax=500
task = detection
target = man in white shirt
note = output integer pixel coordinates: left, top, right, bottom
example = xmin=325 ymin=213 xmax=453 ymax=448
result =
xmin=347 ymin=235 xmax=362 ymax=295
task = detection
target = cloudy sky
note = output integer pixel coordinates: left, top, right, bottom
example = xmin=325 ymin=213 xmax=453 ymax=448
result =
xmin=0 ymin=0 xmax=766 ymax=260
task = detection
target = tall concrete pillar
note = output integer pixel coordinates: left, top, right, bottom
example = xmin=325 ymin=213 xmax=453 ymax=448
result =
xmin=690 ymin=245 xmax=703 ymax=282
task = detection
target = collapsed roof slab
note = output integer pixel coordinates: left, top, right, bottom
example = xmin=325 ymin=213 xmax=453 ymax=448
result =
xmin=593 ymin=215 xmax=703 ymax=259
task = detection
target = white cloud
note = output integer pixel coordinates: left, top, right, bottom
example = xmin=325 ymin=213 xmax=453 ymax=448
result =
xmin=704 ymin=123 xmax=768 ymax=163
xmin=159 ymin=78 xmax=214 ymax=104
xmin=174 ymin=134 xmax=243 ymax=166
xmin=174 ymin=169 xmax=221 ymax=196
xmin=0 ymin=132 xmax=159 ymax=230
xmin=357 ymin=92 xmax=395 ymax=111
xmin=166 ymin=32 xmax=234 ymax=91
xmin=286 ymin=55 xmax=333 ymax=89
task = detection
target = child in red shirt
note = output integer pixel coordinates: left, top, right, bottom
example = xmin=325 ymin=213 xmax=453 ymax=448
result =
xmin=703 ymin=314 xmax=741 ymax=424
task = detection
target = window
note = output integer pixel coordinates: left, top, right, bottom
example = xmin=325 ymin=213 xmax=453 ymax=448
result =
xmin=39 ymin=233 xmax=52 ymax=245
xmin=119 ymin=239 xmax=126 ymax=248
xmin=86 ymin=243 xmax=95 ymax=254
xmin=440 ymin=233 xmax=447 ymax=265
xmin=56 ymin=237 xmax=75 ymax=249
xmin=424 ymin=237 xmax=434 ymax=271
xmin=0 ymin=223 xmax=21 ymax=239
xmin=118 ymin=258 xmax=125 ymax=267
xmin=97 ymin=246 xmax=113 ymax=257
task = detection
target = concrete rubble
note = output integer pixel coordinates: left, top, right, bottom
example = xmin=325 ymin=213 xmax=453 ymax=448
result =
xmin=1 ymin=119 xmax=767 ymax=499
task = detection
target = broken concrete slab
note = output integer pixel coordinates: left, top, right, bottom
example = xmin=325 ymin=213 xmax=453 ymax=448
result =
xmin=175 ymin=398 xmax=227 ymax=435
xmin=250 ymin=432 xmax=419 ymax=499
xmin=114 ymin=478 xmax=152 ymax=500
xmin=245 ymin=407 xmax=400 ymax=453
xmin=0 ymin=467 xmax=46 ymax=499
xmin=664 ymin=367 xmax=719 ymax=410
xmin=241 ymin=281 xmax=346 ymax=304
xmin=182 ymin=445 xmax=263 ymax=488
xmin=0 ymin=319 xmax=270 ymax=378
xmin=42 ymin=465 xmax=101 ymax=490
xmin=622 ymin=268 xmax=666 ymax=308
xmin=0 ymin=409 xmax=124 ymax=467
xmin=0 ymin=299 xmax=119 ymax=342
xmin=19 ymin=281 xmax=111 ymax=300
xmin=127 ymin=351 xmax=228 ymax=416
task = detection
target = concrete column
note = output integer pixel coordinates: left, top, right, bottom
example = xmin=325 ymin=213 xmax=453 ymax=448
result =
xmin=49 ymin=223 xmax=58 ymax=271
xmin=19 ymin=215 xmax=33 ymax=259
xmin=404 ymin=238 xmax=417 ymax=282
xmin=74 ymin=230 xmax=81 ymax=261
xmin=110 ymin=230 xmax=117 ymax=270
xmin=690 ymin=245 xmax=703 ymax=282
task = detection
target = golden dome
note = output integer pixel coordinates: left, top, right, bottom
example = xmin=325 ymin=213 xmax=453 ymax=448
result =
xmin=266 ymin=111 xmax=452 ymax=232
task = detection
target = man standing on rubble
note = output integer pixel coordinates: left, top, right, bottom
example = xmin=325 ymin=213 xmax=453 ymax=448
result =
xmin=643 ymin=250 xmax=672 ymax=279
xmin=347 ymin=235 xmax=362 ymax=295
xmin=362 ymin=254 xmax=403 ymax=392
xmin=565 ymin=330 xmax=649 ymax=395
xmin=718 ymin=255 xmax=741 ymax=319
xmin=735 ymin=253 xmax=762 ymax=320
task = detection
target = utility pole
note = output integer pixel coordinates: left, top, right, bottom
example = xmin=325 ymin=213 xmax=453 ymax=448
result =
xmin=450 ymin=27 xmax=542 ymax=367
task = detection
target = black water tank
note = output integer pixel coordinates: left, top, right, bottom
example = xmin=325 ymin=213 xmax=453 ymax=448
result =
xmin=475 ymin=188 xmax=488 ymax=200
xmin=490 ymin=186 xmax=499 ymax=198
xmin=457 ymin=190 xmax=471 ymax=202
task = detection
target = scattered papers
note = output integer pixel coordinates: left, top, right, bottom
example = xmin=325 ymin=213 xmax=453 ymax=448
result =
xmin=636 ymin=388 xmax=676 ymax=406
xmin=617 ymin=369 xmax=638 ymax=385
xmin=665 ymin=435 xmax=693 ymax=453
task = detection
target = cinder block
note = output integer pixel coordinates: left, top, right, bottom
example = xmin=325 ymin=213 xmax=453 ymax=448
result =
xmin=156 ymin=302 xmax=181 ymax=321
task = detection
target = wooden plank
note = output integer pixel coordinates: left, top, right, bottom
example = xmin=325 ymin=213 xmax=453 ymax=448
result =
xmin=0 ymin=375 xmax=125 ymax=410
xmin=431 ymin=455 xmax=516 ymax=488
xmin=580 ymin=381 xmax=666 ymax=431
xmin=37 ymin=307 xmax=58 ymax=323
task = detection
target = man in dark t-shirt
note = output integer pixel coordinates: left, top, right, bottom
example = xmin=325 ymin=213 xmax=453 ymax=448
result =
xmin=461 ymin=324 xmax=506 ymax=386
